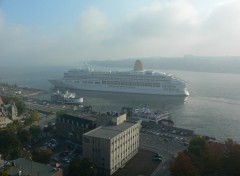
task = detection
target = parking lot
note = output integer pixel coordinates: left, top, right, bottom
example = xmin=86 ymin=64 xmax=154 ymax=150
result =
xmin=113 ymin=149 xmax=159 ymax=176
xmin=25 ymin=134 xmax=82 ymax=170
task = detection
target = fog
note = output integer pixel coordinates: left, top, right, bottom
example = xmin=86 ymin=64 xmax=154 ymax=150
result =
xmin=0 ymin=0 xmax=240 ymax=66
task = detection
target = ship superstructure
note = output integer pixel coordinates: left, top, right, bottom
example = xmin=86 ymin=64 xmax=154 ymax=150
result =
xmin=49 ymin=60 xmax=189 ymax=96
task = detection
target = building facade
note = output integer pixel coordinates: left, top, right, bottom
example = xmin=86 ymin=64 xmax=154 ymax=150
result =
xmin=55 ymin=113 xmax=96 ymax=143
xmin=0 ymin=113 xmax=12 ymax=128
xmin=0 ymin=97 xmax=18 ymax=120
xmin=83 ymin=114 xmax=141 ymax=175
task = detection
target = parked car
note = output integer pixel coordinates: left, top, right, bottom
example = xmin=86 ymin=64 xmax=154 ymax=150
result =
xmin=152 ymin=157 xmax=162 ymax=162
xmin=154 ymin=153 xmax=163 ymax=159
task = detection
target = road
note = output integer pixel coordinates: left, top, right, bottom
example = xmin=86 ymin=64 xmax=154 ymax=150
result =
xmin=25 ymin=101 xmax=65 ymax=113
xmin=140 ymin=131 xmax=188 ymax=176
xmin=37 ymin=114 xmax=57 ymax=129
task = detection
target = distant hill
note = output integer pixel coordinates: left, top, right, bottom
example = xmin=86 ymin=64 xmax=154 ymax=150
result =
xmin=89 ymin=56 xmax=240 ymax=74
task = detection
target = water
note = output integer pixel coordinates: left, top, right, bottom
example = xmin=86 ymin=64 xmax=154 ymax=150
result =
xmin=1 ymin=66 xmax=240 ymax=142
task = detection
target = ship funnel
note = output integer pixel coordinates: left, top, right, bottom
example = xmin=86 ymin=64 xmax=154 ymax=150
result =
xmin=133 ymin=60 xmax=144 ymax=71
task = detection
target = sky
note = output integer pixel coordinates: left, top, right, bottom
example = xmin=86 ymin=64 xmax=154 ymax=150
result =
xmin=0 ymin=0 xmax=240 ymax=66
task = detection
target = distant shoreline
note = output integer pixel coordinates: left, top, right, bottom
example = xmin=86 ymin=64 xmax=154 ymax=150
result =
xmin=0 ymin=82 xmax=45 ymax=97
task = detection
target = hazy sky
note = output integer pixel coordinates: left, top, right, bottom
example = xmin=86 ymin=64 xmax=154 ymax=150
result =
xmin=0 ymin=0 xmax=240 ymax=65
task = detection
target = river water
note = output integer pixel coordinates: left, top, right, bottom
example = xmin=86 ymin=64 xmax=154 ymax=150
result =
xmin=1 ymin=66 xmax=240 ymax=142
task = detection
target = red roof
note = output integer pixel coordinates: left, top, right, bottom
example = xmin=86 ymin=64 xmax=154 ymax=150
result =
xmin=0 ymin=97 xmax=4 ymax=105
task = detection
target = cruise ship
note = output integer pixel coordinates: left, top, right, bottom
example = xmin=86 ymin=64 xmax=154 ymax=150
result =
xmin=49 ymin=60 xmax=189 ymax=96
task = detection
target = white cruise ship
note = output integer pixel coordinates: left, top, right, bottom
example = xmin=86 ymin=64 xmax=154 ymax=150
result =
xmin=49 ymin=60 xmax=189 ymax=96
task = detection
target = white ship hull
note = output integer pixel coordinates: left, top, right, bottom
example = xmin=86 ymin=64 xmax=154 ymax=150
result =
xmin=49 ymin=80 xmax=189 ymax=96
xmin=49 ymin=60 xmax=189 ymax=96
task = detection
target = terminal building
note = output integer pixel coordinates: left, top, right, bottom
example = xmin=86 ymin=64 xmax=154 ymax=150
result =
xmin=83 ymin=114 xmax=141 ymax=175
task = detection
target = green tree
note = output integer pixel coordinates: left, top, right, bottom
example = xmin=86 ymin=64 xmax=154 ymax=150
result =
xmin=0 ymin=130 xmax=22 ymax=159
xmin=17 ymin=129 xmax=32 ymax=145
xmin=7 ymin=121 xmax=21 ymax=132
xmin=0 ymin=167 xmax=9 ymax=176
xmin=68 ymin=157 xmax=95 ymax=176
xmin=2 ymin=96 xmax=26 ymax=115
xmin=24 ymin=111 xmax=40 ymax=126
xmin=188 ymin=137 xmax=208 ymax=157
xmin=29 ymin=125 xmax=42 ymax=137
xmin=32 ymin=147 xmax=52 ymax=164
xmin=30 ymin=111 xmax=40 ymax=121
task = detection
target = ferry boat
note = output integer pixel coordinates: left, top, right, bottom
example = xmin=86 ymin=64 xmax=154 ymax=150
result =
xmin=49 ymin=60 xmax=189 ymax=96
xmin=133 ymin=106 xmax=171 ymax=124
xmin=51 ymin=90 xmax=83 ymax=104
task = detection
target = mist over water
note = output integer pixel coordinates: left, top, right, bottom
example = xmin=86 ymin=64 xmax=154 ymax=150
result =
xmin=1 ymin=66 xmax=240 ymax=142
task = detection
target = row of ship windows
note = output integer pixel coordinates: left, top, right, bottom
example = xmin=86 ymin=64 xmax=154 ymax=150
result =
xmin=103 ymin=81 xmax=161 ymax=87
xmin=74 ymin=80 xmax=177 ymax=88
xmin=65 ymin=75 xmax=172 ymax=81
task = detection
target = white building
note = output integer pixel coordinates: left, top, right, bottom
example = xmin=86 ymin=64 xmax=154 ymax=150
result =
xmin=83 ymin=114 xmax=141 ymax=175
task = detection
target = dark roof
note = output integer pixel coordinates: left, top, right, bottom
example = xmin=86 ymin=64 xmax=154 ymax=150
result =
xmin=61 ymin=113 xmax=96 ymax=122
xmin=84 ymin=121 xmax=139 ymax=139
xmin=7 ymin=158 xmax=62 ymax=176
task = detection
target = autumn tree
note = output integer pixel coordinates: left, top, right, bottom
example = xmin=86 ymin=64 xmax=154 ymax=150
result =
xmin=170 ymin=137 xmax=240 ymax=176
xmin=223 ymin=139 xmax=240 ymax=176
xmin=170 ymin=152 xmax=199 ymax=176
xmin=203 ymin=142 xmax=224 ymax=175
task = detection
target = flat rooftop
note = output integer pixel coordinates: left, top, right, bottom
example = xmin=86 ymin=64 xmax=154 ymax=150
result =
xmin=84 ymin=121 xmax=139 ymax=139
xmin=7 ymin=158 xmax=62 ymax=176
xmin=63 ymin=113 xmax=97 ymax=121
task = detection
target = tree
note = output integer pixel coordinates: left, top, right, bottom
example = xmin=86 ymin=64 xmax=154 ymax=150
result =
xmin=30 ymin=111 xmax=40 ymax=121
xmin=32 ymin=147 xmax=52 ymax=164
xmin=188 ymin=137 xmax=208 ymax=157
xmin=0 ymin=130 xmax=22 ymax=159
xmin=0 ymin=167 xmax=9 ymax=176
xmin=29 ymin=125 xmax=42 ymax=137
xmin=7 ymin=121 xmax=21 ymax=132
xmin=223 ymin=139 xmax=240 ymax=176
xmin=2 ymin=96 xmax=26 ymax=115
xmin=68 ymin=157 xmax=95 ymax=176
xmin=170 ymin=137 xmax=240 ymax=176
xmin=170 ymin=152 xmax=199 ymax=176
xmin=17 ymin=129 xmax=32 ymax=145
xmin=203 ymin=142 xmax=224 ymax=175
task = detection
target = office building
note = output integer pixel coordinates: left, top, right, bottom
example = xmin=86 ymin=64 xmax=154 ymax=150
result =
xmin=83 ymin=114 xmax=141 ymax=175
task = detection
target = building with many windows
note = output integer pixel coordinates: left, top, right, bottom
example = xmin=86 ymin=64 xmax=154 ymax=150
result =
xmin=83 ymin=114 xmax=141 ymax=175
xmin=55 ymin=113 xmax=97 ymax=143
